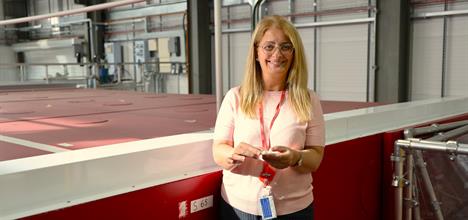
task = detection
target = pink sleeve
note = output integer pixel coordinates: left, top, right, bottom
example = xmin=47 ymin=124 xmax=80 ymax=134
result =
xmin=213 ymin=88 xmax=238 ymax=141
xmin=305 ymin=91 xmax=325 ymax=147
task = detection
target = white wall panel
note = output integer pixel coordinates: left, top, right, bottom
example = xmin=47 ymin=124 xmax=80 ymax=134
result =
xmin=298 ymin=28 xmax=316 ymax=90
xmin=318 ymin=0 xmax=368 ymax=10
xmin=294 ymin=0 xmax=315 ymax=15
xmin=445 ymin=16 xmax=468 ymax=97
xmin=0 ymin=46 xmax=19 ymax=83
xmin=225 ymin=32 xmax=250 ymax=93
xmin=226 ymin=4 xmax=251 ymax=29
xmin=24 ymin=48 xmax=84 ymax=80
xmin=34 ymin=0 xmax=53 ymax=28
xmin=316 ymin=24 xmax=368 ymax=101
xmin=121 ymin=41 xmax=136 ymax=80
xmin=410 ymin=18 xmax=443 ymax=100
xmin=265 ymin=0 xmax=290 ymax=16
xmin=221 ymin=34 xmax=230 ymax=93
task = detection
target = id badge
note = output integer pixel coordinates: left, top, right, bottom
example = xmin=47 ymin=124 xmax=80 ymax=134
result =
xmin=259 ymin=195 xmax=277 ymax=220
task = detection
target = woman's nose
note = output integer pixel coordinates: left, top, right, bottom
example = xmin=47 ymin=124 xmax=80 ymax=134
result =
xmin=270 ymin=47 xmax=284 ymax=58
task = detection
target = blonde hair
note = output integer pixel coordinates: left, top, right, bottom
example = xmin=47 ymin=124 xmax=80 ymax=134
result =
xmin=239 ymin=15 xmax=312 ymax=122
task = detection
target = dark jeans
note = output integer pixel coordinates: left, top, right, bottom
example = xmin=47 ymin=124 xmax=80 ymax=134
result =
xmin=219 ymin=197 xmax=314 ymax=220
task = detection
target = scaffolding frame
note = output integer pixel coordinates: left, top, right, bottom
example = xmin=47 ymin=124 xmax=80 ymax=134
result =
xmin=392 ymin=120 xmax=468 ymax=220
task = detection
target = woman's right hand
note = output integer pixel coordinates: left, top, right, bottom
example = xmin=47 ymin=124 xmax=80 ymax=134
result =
xmin=229 ymin=142 xmax=262 ymax=165
xmin=213 ymin=140 xmax=262 ymax=170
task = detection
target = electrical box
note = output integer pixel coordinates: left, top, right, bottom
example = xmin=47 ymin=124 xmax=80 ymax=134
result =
xmin=104 ymin=42 xmax=122 ymax=76
xmin=168 ymin=37 xmax=181 ymax=57
xmin=134 ymin=40 xmax=150 ymax=64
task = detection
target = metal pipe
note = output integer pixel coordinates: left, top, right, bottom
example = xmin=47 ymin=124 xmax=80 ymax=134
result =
xmin=370 ymin=4 xmax=377 ymax=102
xmin=0 ymin=0 xmax=145 ymax=26
xmin=295 ymin=17 xmax=375 ymax=28
xmin=107 ymin=1 xmax=186 ymax=21
xmin=250 ymin=0 xmax=265 ymax=32
xmin=288 ymin=0 xmax=294 ymax=23
xmin=222 ymin=17 xmax=376 ymax=34
xmin=366 ymin=0 xmax=371 ymax=102
xmin=0 ymin=61 xmax=185 ymax=66
xmin=227 ymin=7 xmax=232 ymax=90
xmin=313 ymin=0 xmax=317 ymax=91
xmin=45 ymin=65 xmax=49 ymax=83
xmin=404 ymin=128 xmax=414 ymax=220
xmin=412 ymin=9 xmax=468 ymax=19
xmin=397 ymin=138 xmax=468 ymax=155
xmin=427 ymin=124 xmax=468 ymax=142
xmin=405 ymin=152 xmax=414 ymax=220
xmin=413 ymin=196 xmax=421 ymax=220
xmin=413 ymin=149 xmax=444 ymax=220
xmin=215 ymin=0 xmax=222 ymax=112
xmin=392 ymin=140 xmax=404 ymax=220
xmin=441 ymin=1 xmax=448 ymax=97
xmin=412 ymin=120 xmax=468 ymax=137
xmin=85 ymin=19 xmax=95 ymax=71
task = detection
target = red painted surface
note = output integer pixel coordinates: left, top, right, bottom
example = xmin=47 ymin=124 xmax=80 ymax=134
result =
xmin=314 ymin=134 xmax=383 ymax=220
xmin=25 ymin=171 xmax=223 ymax=220
xmin=0 ymin=89 xmax=217 ymax=158
xmin=382 ymin=130 xmax=402 ymax=220
xmin=1 ymin=88 xmax=383 ymax=160
xmin=0 ymin=143 xmax=51 ymax=162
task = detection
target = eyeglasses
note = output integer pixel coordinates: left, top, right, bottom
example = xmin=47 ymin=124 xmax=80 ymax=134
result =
xmin=258 ymin=43 xmax=294 ymax=55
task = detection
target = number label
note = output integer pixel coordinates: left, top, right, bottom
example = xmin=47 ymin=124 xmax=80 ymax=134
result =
xmin=190 ymin=195 xmax=213 ymax=213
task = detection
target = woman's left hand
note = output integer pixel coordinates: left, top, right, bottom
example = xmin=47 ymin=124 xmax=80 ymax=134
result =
xmin=261 ymin=146 xmax=301 ymax=169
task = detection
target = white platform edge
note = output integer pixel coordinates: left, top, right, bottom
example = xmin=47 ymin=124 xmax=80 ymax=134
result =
xmin=1 ymin=96 xmax=468 ymax=219
xmin=325 ymin=96 xmax=468 ymax=145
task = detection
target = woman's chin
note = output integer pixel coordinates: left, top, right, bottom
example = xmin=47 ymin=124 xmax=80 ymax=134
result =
xmin=266 ymin=68 xmax=287 ymax=75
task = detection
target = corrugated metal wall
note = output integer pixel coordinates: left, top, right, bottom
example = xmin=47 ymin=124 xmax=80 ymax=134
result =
xmin=222 ymin=0 xmax=373 ymax=102
xmin=410 ymin=2 xmax=468 ymax=100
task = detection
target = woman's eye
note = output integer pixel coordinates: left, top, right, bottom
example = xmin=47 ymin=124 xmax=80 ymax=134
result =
xmin=281 ymin=44 xmax=293 ymax=51
xmin=264 ymin=45 xmax=275 ymax=51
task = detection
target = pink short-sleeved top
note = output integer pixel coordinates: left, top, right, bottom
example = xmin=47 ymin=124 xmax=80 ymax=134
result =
xmin=213 ymin=86 xmax=325 ymax=215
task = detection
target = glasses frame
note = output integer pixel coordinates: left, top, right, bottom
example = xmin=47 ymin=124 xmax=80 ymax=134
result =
xmin=257 ymin=42 xmax=295 ymax=56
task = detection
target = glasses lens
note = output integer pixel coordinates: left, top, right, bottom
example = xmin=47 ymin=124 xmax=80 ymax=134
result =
xmin=260 ymin=43 xmax=293 ymax=55
xmin=280 ymin=44 xmax=293 ymax=53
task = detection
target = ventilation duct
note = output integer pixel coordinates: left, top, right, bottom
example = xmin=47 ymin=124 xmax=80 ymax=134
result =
xmin=11 ymin=38 xmax=84 ymax=52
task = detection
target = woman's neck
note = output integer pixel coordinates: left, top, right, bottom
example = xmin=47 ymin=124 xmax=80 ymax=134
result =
xmin=262 ymin=71 xmax=287 ymax=91
xmin=263 ymin=79 xmax=286 ymax=91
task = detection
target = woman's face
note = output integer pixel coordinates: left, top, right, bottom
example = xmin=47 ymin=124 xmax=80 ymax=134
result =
xmin=256 ymin=27 xmax=294 ymax=80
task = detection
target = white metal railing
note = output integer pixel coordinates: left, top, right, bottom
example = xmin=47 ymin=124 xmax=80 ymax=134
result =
xmin=0 ymin=61 xmax=188 ymax=94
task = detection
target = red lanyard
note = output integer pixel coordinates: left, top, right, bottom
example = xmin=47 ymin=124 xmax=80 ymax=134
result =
xmin=259 ymin=90 xmax=286 ymax=186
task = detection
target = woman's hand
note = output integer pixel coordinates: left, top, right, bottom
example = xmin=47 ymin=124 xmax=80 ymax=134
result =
xmin=262 ymin=145 xmax=325 ymax=173
xmin=261 ymin=146 xmax=301 ymax=169
xmin=229 ymin=142 xmax=262 ymax=165
xmin=213 ymin=140 xmax=262 ymax=170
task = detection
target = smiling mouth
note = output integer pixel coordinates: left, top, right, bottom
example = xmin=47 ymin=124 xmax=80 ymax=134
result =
xmin=267 ymin=60 xmax=285 ymax=67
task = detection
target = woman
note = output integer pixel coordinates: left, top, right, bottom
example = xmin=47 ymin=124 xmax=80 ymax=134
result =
xmin=213 ymin=15 xmax=325 ymax=220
